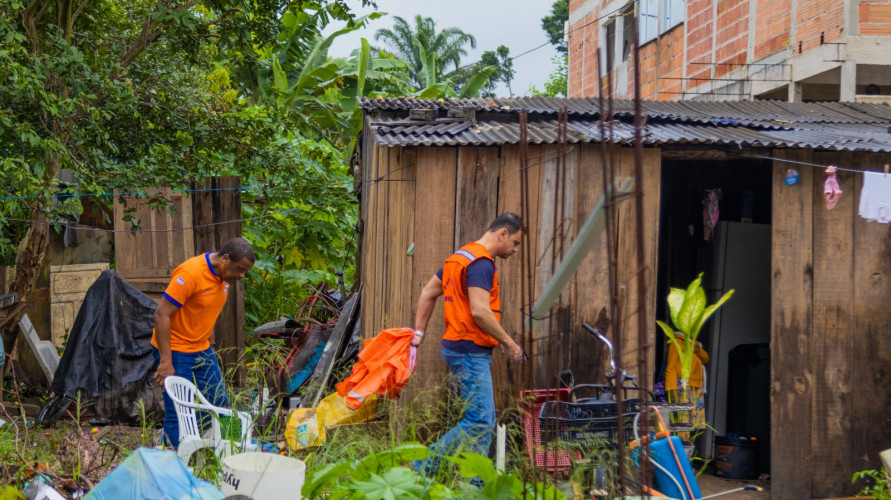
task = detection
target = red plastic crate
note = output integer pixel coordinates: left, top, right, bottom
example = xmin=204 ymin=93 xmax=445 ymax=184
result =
xmin=520 ymin=388 xmax=574 ymax=472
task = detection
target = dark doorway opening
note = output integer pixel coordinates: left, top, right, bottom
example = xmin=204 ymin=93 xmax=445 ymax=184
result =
xmin=655 ymin=157 xmax=773 ymax=475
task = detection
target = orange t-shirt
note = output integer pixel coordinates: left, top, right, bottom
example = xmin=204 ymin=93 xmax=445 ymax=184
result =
xmin=151 ymin=252 xmax=229 ymax=353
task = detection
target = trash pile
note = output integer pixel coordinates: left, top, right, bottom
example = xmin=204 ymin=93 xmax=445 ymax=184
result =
xmin=0 ymin=273 xmax=421 ymax=499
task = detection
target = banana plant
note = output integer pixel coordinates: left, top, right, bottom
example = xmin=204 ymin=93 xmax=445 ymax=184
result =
xmin=655 ymin=273 xmax=734 ymax=391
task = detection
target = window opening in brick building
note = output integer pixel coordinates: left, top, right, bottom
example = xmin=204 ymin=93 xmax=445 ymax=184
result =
xmin=661 ymin=0 xmax=684 ymax=33
xmin=639 ymin=0 xmax=659 ymax=44
xmin=606 ymin=21 xmax=617 ymax=69
xmin=621 ymin=8 xmax=635 ymax=61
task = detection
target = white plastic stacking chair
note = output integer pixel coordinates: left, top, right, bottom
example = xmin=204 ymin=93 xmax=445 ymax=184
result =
xmin=164 ymin=375 xmax=258 ymax=466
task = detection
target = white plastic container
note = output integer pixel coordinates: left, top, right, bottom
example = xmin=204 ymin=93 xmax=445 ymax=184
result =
xmin=220 ymin=452 xmax=306 ymax=500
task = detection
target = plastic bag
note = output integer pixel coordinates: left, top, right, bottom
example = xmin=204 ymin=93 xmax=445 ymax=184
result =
xmin=284 ymin=408 xmax=321 ymax=450
xmin=84 ymin=447 xmax=223 ymax=500
xmin=284 ymin=392 xmax=378 ymax=450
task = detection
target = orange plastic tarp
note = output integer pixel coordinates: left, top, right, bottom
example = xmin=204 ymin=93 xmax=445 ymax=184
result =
xmin=335 ymin=328 xmax=417 ymax=410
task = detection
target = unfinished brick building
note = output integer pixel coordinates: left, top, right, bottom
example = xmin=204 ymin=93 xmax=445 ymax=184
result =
xmin=568 ymin=0 xmax=891 ymax=101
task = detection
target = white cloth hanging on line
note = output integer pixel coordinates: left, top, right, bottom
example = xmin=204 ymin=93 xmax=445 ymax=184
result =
xmin=859 ymin=171 xmax=891 ymax=223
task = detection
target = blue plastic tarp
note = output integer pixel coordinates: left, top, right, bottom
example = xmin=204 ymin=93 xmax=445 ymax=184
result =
xmin=84 ymin=447 xmax=223 ymax=500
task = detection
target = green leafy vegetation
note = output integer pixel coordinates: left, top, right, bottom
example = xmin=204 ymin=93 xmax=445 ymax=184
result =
xmin=853 ymin=468 xmax=891 ymax=500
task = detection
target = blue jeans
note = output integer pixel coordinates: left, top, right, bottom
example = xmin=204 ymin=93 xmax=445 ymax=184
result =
xmin=152 ymin=346 xmax=229 ymax=448
xmin=414 ymin=348 xmax=495 ymax=475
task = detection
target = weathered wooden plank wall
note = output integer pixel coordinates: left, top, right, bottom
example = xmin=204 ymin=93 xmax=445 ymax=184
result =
xmin=811 ymin=152 xmax=855 ymax=498
xmin=772 ymin=151 xmax=891 ymax=499
xmin=405 ymin=147 xmax=456 ymax=404
xmin=771 ymin=150 xmax=815 ymax=499
xmin=851 ymin=154 xmax=891 ymax=488
xmin=360 ymin=142 xmax=662 ymax=410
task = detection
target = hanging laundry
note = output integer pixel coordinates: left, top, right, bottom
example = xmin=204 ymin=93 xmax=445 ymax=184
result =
xmin=702 ymin=189 xmax=720 ymax=241
xmin=336 ymin=327 xmax=418 ymax=410
xmin=859 ymin=170 xmax=891 ymax=223
xmin=824 ymin=165 xmax=842 ymax=210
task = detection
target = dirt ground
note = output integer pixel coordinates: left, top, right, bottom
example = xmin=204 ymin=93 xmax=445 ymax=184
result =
xmin=697 ymin=472 xmax=771 ymax=499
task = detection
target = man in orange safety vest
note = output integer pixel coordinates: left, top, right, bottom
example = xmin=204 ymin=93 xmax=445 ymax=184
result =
xmin=411 ymin=213 xmax=525 ymax=476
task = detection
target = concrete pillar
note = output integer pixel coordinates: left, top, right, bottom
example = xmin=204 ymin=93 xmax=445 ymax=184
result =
xmin=840 ymin=61 xmax=857 ymax=102
xmin=614 ymin=14 xmax=624 ymax=72
xmin=788 ymin=82 xmax=803 ymax=102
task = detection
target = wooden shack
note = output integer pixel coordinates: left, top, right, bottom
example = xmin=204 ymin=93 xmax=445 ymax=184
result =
xmin=357 ymin=97 xmax=891 ymax=499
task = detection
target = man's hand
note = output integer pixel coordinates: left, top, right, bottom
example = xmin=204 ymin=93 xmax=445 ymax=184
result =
xmin=154 ymin=361 xmax=175 ymax=389
xmin=505 ymin=341 xmax=524 ymax=362
xmin=410 ymin=330 xmax=425 ymax=348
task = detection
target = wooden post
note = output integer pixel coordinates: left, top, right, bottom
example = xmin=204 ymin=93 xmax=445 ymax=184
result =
xmin=192 ymin=177 xmax=245 ymax=386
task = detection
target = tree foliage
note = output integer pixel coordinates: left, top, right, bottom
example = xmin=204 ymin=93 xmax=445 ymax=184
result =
xmin=542 ymin=0 xmax=569 ymax=54
xmin=0 ymin=0 xmax=369 ymax=335
xmin=479 ymin=45 xmax=514 ymax=97
xmin=374 ymin=15 xmax=476 ymax=89
xmin=528 ymin=54 xmax=568 ymax=97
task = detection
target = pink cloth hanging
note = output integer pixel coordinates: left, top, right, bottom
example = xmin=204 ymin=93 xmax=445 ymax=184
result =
xmin=702 ymin=189 xmax=720 ymax=241
xmin=824 ymin=165 xmax=842 ymax=210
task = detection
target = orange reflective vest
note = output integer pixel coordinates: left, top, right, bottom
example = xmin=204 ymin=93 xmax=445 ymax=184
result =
xmin=336 ymin=328 xmax=418 ymax=410
xmin=442 ymin=242 xmax=500 ymax=348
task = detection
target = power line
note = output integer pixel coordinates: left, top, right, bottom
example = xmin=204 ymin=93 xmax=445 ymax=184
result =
xmin=740 ymin=153 xmax=880 ymax=174
xmin=510 ymin=4 xmax=627 ymax=63
xmin=0 ymin=185 xmax=249 ymax=202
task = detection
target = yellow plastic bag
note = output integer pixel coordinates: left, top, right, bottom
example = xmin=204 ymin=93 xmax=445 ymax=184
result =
xmin=284 ymin=408 xmax=320 ymax=450
xmin=285 ymin=393 xmax=378 ymax=450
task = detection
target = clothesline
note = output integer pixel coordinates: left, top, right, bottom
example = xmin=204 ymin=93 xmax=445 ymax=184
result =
xmin=744 ymin=154 xmax=889 ymax=174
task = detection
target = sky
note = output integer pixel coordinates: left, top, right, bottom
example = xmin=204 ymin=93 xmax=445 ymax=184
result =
xmin=324 ymin=0 xmax=561 ymax=97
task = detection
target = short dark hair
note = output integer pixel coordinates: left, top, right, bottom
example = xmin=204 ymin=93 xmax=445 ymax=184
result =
xmin=219 ymin=237 xmax=256 ymax=263
xmin=486 ymin=213 xmax=524 ymax=235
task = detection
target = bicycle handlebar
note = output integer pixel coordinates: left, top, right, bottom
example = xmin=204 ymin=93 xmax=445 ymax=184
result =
xmin=583 ymin=323 xmax=618 ymax=377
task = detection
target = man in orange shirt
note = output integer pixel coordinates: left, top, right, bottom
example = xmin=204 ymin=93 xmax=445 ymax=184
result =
xmin=411 ymin=213 xmax=524 ymax=476
xmin=151 ymin=237 xmax=255 ymax=448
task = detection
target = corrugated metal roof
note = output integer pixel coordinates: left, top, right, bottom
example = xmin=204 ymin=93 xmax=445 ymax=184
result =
xmin=362 ymin=97 xmax=891 ymax=151
xmin=369 ymin=117 xmax=891 ymax=151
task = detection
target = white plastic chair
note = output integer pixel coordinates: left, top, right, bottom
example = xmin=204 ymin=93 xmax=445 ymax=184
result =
xmin=164 ymin=375 xmax=258 ymax=466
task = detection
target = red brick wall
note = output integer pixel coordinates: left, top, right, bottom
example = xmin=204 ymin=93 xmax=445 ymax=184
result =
xmin=715 ymin=0 xmax=750 ymax=77
xmin=755 ymin=0 xmax=792 ymax=59
xmin=795 ymin=0 xmax=844 ymax=53
xmin=657 ymin=25 xmax=687 ymax=97
xmin=860 ymin=0 xmax=891 ymax=35
xmin=686 ymin=0 xmax=715 ymax=87
xmin=567 ymin=0 xmax=853 ymax=98
xmin=568 ymin=11 xmax=603 ymax=97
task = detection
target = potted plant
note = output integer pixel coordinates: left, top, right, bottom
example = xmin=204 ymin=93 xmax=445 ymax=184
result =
xmin=656 ymin=273 xmax=733 ymax=435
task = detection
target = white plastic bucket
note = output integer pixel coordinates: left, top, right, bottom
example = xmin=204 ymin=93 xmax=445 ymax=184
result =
xmin=220 ymin=452 xmax=306 ymax=500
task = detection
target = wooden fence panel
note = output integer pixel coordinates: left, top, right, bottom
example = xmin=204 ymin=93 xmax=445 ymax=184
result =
xmin=114 ymin=188 xmax=193 ymax=287
xmin=770 ymin=150 xmax=815 ymax=499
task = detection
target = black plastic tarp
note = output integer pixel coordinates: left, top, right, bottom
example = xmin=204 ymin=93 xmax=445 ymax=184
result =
xmin=50 ymin=270 xmax=163 ymax=422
